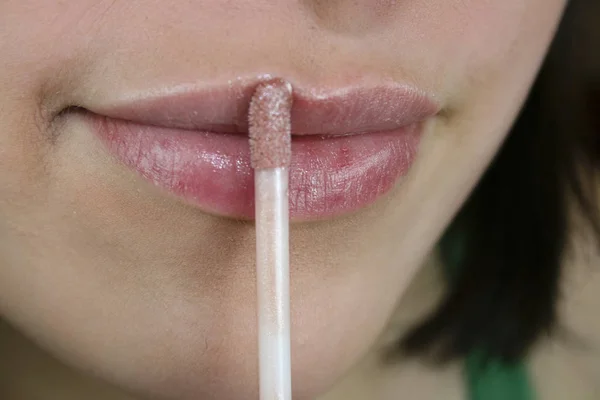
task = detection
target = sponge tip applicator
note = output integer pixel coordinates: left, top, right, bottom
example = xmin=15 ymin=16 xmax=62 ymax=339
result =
xmin=248 ymin=79 xmax=293 ymax=169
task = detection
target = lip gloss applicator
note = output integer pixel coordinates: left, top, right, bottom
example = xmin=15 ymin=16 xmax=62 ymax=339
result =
xmin=249 ymin=79 xmax=293 ymax=400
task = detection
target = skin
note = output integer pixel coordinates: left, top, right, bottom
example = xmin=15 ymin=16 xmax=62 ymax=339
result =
xmin=0 ymin=1 xmax=571 ymax=399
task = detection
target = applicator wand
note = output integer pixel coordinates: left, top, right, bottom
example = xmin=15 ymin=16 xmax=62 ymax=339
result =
xmin=248 ymin=79 xmax=293 ymax=400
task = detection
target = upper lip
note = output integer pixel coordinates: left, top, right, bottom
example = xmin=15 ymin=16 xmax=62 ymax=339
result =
xmin=87 ymin=78 xmax=440 ymax=135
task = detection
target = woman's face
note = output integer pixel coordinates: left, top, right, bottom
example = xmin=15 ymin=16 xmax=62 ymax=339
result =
xmin=0 ymin=1 xmax=565 ymax=399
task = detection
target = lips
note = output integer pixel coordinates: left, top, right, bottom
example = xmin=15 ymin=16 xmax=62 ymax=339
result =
xmin=85 ymin=80 xmax=439 ymax=220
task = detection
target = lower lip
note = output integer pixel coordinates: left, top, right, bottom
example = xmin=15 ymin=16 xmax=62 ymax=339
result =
xmin=89 ymin=113 xmax=422 ymax=220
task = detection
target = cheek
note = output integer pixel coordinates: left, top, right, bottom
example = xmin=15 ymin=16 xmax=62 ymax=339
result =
xmin=428 ymin=0 xmax=566 ymax=94
xmin=362 ymin=0 xmax=565 ymax=115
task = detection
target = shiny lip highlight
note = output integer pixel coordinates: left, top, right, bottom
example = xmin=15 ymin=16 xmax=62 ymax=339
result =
xmin=86 ymin=79 xmax=440 ymax=220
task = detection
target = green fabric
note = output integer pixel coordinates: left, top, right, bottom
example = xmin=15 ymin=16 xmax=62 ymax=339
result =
xmin=439 ymin=229 xmax=536 ymax=400
xmin=465 ymin=351 xmax=535 ymax=400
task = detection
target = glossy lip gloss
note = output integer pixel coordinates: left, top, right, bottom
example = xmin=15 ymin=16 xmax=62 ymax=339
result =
xmin=88 ymin=81 xmax=438 ymax=220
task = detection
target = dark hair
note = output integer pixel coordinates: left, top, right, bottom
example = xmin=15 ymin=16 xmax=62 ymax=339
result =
xmin=394 ymin=0 xmax=599 ymax=364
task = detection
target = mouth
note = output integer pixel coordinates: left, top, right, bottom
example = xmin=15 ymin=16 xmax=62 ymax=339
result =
xmin=82 ymin=78 xmax=439 ymax=220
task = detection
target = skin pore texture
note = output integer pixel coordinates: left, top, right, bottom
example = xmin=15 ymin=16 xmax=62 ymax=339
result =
xmin=2 ymin=1 xmax=596 ymax=399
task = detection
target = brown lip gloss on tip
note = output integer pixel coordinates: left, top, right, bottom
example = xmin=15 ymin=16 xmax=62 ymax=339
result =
xmin=248 ymin=79 xmax=293 ymax=169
